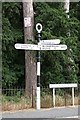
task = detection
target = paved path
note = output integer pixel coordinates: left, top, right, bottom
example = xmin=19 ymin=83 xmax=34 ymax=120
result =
xmin=2 ymin=106 xmax=79 ymax=119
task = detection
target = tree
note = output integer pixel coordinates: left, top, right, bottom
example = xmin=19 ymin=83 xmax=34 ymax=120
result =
xmin=2 ymin=2 xmax=80 ymax=90
xmin=34 ymin=2 xmax=79 ymax=86
xmin=23 ymin=1 xmax=37 ymax=97
xmin=2 ymin=3 xmax=25 ymax=88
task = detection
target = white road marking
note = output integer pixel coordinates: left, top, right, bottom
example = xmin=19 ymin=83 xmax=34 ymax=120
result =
xmin=57 ymin=116 xmax=78 ymax=118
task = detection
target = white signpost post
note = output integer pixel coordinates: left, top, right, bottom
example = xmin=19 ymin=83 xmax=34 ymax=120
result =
xmin=15 ymin=23 xmax=68 ymax=110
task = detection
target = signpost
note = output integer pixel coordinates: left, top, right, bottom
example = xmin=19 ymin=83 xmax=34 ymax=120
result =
xmin=38 ymin=39 xmax=60 ymax=45
xmin=15 ymin=44 xmax=67 ymax=51
xmin=36 ymin=23 xmax=42 ymax=110
xmin=39 ymin=44 xmax=67 ymax=50
xmin=15 ymin=23 xmax=67 ymax=110
xmin=15 ymin=43 xmax=39 ymax=50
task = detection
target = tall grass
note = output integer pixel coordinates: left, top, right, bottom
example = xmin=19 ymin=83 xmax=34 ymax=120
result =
xmin=1 ymin=87 xmax=79 ymax=111
xmin=2 ymin=95 xmax=32 ymax=111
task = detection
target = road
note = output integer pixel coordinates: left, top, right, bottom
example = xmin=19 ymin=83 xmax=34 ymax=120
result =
xmin=2 ymin=106 xmax=79 ymax=119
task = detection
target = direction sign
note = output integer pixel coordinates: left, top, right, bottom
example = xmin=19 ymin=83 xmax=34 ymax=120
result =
xmin=15 ymin=43 xmax=67 ymax=51
xmin=38 ymin=39 xmax=60 ymax=45
xmin=40 ymin=44 xmax=67 ymax=50
xmin=15 ymin=43 xmax=39 ymax=50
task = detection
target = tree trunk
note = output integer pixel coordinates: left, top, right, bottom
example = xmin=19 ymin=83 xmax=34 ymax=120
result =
xmin=23 ymin=1 xmax=37 ymax=98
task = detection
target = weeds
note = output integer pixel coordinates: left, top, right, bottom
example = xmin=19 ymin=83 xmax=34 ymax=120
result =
xmin=1 ymin=88 xmax=79 ymax=111
xmin=2 ymin=95 xmax=32 ymax=111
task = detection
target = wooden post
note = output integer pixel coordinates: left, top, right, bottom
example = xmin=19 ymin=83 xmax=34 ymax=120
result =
xmin=32 ymin=86 xmax=34 ymax=108
xmin=53 ymin=88 xmax=55 ymax=107
xmin=72 ymin=87 xmax=75 ymax=106
xmin=64 ymin=89 xmax=67 ymax=106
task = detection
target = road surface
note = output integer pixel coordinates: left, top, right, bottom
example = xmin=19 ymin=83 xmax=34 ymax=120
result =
xmin=2 ymin=106 xmax=79 ymax=119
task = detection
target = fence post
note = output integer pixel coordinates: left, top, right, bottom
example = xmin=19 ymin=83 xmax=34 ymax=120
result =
xmin=64 ymin=89 xmax=67 ymax=106
xmin=72 ymin=87 xmax=74 ymax=106
xmin=32 ymin=86 xmax=34 ymax=108
xmin=53 ymin=88 xmax=55 ymax=107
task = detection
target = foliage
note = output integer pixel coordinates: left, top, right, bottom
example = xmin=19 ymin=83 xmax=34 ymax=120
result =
xmin=34 ymin=2 xmax=80 ymax=86
xmin=2 ymin=2 xmax=80 ymax=89
xmin=2 ymin=3 xmax=25 ymax=88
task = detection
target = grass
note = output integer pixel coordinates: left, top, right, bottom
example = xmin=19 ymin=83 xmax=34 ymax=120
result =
xmin=41 ymin=94 xmax=53 ymax=108
xmin=41 ymin=94 xmax=79 ymax=108
xmin=2 ymin=95 xmax=32 ymax=111
xmin=1 ymin=90 xmax=79 ymax=111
